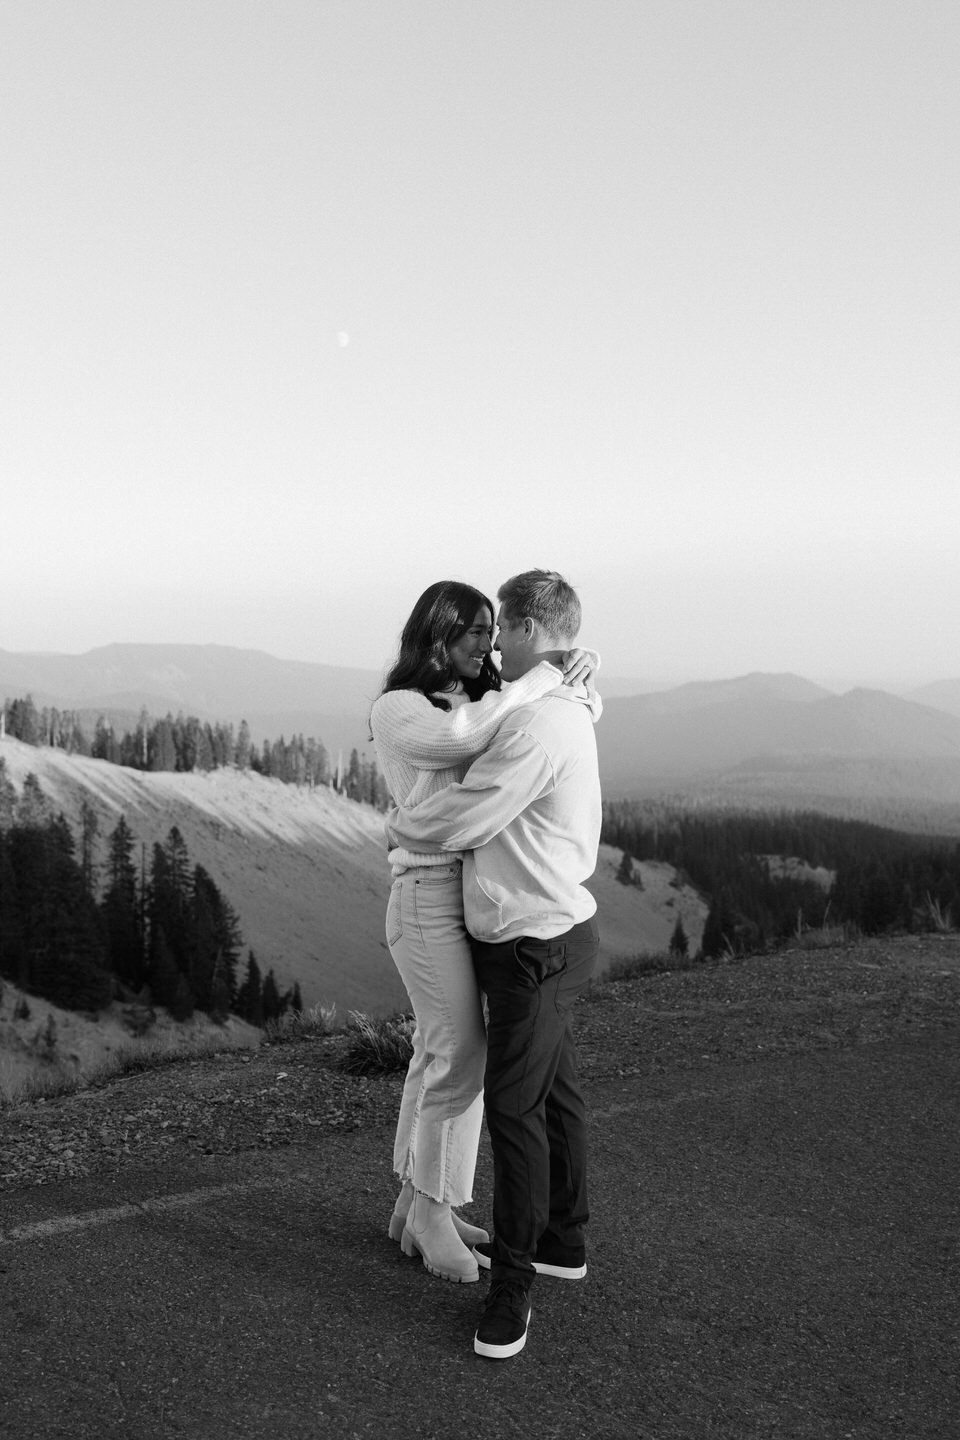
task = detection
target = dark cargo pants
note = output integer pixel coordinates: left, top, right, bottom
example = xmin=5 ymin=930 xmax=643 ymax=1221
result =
xmin=471 ymin=915 xmax=600 ymax=1288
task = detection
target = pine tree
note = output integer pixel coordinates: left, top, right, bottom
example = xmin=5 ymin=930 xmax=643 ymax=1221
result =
xmin=170 ymin=971 xmax=195 ymax=1021
xmin=211 ymin=722 xmax=234 ymax=768
xmin=193 ymin=722 xmax=215 ymax=772
xmin=189 ymin=865 xmax=242 ymax=1014
xmin=92 ymin=717 xmax=120 ymax=764
xmin=237 ymin=951 xmax=264 ymax=1026
xmin=148 ymin=717 xmax=177 ymax=771
xmin=6 ymin=695 xmax=40 ymax=745
xmin=67 ymin=715 xmax=90 ymax=755
xmin=41 ymin=706 xmax=61 ymax=748
xmin=0 ymin=831 xmax=24 ymax=985
xmin=80 ymin=800 xmax=99 ymax=895
xmin=148 ymin=836 xmax=191 ymax=988
xmin=17 ymin=773 xmax=52 ymax=829
xmin=135 ymin=707 xmax=151 ymax=768
xmin=209 ymin=953 xmax=232 ymax=1023
xmin=306 ymin=738 xmax=330 ymax=787
xmin=261 ymin=969 xmax=283 ymax=1022
xmin=102 ymin=817 xmax=146 ymax=989
xmin=149 ymin=926 xmax=194 ymax=1019
xmin=668 ymin=915 xmax=689 ymax=959
xmin=164 ymin=827 xmax=192 ymax=899
xmin=346 ymin=749 xmax=362 ymax=801
xmin=236 ymin=720 xmax=252 ymax=771
xmin=5 ymin=816 xmax=111 ymax=1009
xmin=0 ymin=758 xmax=17 ymax=829
xmin=701 ymin=891 xmax=737 ymax=960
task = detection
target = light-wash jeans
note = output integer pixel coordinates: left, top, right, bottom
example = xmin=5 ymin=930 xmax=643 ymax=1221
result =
xmin=386 ymin=861 xmax=486 ymax=1205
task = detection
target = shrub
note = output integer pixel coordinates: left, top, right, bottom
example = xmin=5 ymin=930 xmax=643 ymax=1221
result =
xmin=35 ymin=1013 xmax=58 ymax=1060
xmin=338 ymin=1011 xmax=414 ymax=1075
xmin=917 ymin=893 xmax=955 ymax=934
xmin=263 ymin=1001 xmax=337 ymax=1044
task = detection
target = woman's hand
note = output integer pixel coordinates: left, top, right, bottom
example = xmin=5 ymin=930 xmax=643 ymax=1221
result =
xmin=560 ymin=647 xmax=599 ymax=689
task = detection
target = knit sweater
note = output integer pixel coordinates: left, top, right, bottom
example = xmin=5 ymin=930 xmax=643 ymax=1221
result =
xmin=388 ymin=684 xmax=601 ymax=942
xmin=370 ymin=660 xmax=568 ymax=872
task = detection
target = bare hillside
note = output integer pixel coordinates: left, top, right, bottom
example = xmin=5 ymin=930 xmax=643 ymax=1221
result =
xmin=0 ymin=738 xmax=707 ymax=1017
xmin=2 ymin=736 xmax=402 ymax=1016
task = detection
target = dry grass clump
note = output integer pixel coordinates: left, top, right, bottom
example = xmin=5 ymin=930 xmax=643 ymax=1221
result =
xmin=337 ymin=1011 xmax=414 ymax=1075
xmin=919 ymin=892 xmax=955 ymax=933
xmin=0 ymin=1048 xmax=75 ymax=1107
xmin=263 ymin=1001 xmax=338 ymax=1044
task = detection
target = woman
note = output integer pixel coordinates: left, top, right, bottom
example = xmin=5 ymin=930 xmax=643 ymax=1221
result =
xmin=370 ymin=580 xmax=596 ymax=1284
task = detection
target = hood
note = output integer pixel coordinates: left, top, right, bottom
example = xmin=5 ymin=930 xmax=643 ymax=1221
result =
xmin=548 ymin=679 xmax=603 ymax=723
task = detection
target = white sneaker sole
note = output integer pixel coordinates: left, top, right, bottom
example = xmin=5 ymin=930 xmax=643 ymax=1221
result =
xmin=474 ymin=1310 xmax=531 ymax=1359
xmin=473 ymin=1247 xmax=586 ymax=1280
xmin=533 ymin=1258 xmax=587 ymax=1279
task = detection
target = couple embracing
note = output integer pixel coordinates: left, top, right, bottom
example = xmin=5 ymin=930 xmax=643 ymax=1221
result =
xmin=370 ymin=569 xmax=602 ymax=1361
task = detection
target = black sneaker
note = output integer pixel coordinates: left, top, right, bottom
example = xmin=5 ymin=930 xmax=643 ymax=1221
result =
xmin=474 ymin=1280 xmax=532 ymax=1359
xmin=473 ymin=1239 xmax=587 ymax=1280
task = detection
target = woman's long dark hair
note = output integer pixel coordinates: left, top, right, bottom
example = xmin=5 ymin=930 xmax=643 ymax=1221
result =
xmin=380 ymin=581 xmax=501 ymax=711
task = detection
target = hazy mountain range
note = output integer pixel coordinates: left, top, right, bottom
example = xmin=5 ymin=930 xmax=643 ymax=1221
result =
xmin=0 ymin=643 xmax=384 ymax=763
xmin=4 ymin=644 xmax=960 ymax=831
xmin=597 ymin=674 xmax=960 ymax=830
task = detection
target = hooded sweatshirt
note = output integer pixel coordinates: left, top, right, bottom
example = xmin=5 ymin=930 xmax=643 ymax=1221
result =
xmin=388 ymin=683 xmax=601 ymax=944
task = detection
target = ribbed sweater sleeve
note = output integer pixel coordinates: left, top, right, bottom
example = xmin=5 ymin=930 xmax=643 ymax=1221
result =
xmin=370 ymin=660 xmax=563 ymax=771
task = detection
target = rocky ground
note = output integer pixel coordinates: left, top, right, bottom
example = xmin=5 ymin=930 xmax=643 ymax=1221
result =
xmin=3 ymin=932 xmax=958 ymax=1194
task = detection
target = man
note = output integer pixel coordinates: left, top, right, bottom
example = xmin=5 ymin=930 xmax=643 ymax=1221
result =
xmin=386 ymin=569 xmax=602 ymax=1361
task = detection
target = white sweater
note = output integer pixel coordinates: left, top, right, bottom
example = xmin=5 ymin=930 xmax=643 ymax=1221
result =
xmin=370 ymin=661 xmax=566 ymax=872
xmin=388 ymin=685 xmax=602 ymax=943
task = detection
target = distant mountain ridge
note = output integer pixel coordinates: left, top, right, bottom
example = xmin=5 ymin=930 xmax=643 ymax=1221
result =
xmin=0 ymin=643 xmax=386 ymax=757
xmin=4 ymin=647 xmax=960 ymax=829
xmin=614 ymin=671 xmax=833 ymax=716
xmin=598 ymin=676 xmax=960 ymax=830
xmin=907 ymin=677 xmax=960 ymax=719
xmin=0 ymin=641 xmax=386 ymax=711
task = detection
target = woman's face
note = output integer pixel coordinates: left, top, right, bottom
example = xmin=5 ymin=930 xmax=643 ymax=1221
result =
xmin=448 ymin=605 xmax=494 ymax=681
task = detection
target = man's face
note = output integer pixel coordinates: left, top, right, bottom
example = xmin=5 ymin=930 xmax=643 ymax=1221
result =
xmin=494 ymin=607 xmax=529 ymax=682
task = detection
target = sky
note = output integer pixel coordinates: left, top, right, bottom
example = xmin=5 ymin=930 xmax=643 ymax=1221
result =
xmin=2 ymin=1 xmax=958 ymax=688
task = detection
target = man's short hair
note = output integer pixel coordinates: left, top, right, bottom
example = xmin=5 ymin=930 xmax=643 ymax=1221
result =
xmin=497 ymin=570 xmax=582 ymax=642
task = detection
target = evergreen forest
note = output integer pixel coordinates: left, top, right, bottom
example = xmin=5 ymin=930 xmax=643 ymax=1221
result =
xmin=603 ymin=800 xmax=960 ymax=957
xmin=0 ymin=760 xmax=299 ymax=1024
xmin=2 ymin=693 xmax=388 ymax=808
xmin=4 ymin=693 xmax=960 ymax=1021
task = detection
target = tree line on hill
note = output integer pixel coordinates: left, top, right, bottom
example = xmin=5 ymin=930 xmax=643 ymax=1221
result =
xmin=0 ymin=759 xmax=299 ymax=1024
xmin=2 ymin=693 xmax=389 ymax=808
xmin=604 ymin=800 xmax=960 ymax=958
xmin=5 ymin=691 xmax=960 ymax=993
